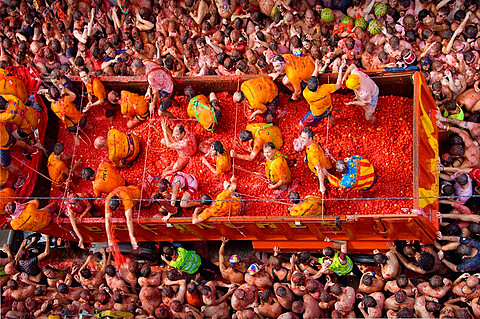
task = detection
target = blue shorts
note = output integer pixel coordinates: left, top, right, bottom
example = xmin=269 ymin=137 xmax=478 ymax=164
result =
xmin=369 ymin=91 xmax=379 ymax=107
xmin=301 ymin=108 xmax=332 ymax=127
xmin=16 ymin=128 xmax=31 ymax=139
xmin=0 ymin=133 xmax=16 ymax=168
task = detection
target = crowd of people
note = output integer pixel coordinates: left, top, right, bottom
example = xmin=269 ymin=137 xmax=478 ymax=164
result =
xmin=2 ymin=234 xmax=480 ymax=318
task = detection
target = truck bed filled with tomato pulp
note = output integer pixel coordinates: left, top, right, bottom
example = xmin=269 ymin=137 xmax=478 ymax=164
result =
xmin=40 ymin=72 xmax=439 ymax=252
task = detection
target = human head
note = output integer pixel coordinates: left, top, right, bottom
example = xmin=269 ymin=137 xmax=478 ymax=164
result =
xmin=451 ymin=144 xmax=465 ymax=156
xmin=199 ymin=194 xmax=213 ymax=206
xmin=57 ymin=283 xmax=69 ymax=294
xmin=398 ymin=307 xmax=415 ymax=318
xmin=307 ymin=76 xmax=319 ymax=92
xmin=396 ymin=274 xmax=409 ymax=288
xmin=80 ymin=268 xmax=92 ymax=279
xmin=239 ymin=129 xmax=253 ymax=142
xmin=34 ymin=285 xmax=46 ymax=296
xmin=395 ymin=290 xmax=407 ymax=303
xmin=8 ymin=279 xmax=19 ymax=290
xmin=272 ymin=55 xmax=286 ymax=73
xmin=163 ymin=285 xmax=175 ymax=298
xmin=172 ymin=124 xmax=186 ymax=141
xmin=81 ymin=167 xmax=96 ymax=181
xmin=4 ymin=201 xmax=16 ymax=216
xmin=425 ymin=300 xmax=441 ymax=312
xmin=157 ymin=179 xmax=170 ymax=193
xmin=292 ymin=300 xmax=305 ymax=314
xmin=276 ymin=285 xmax=287 ymax=297
xmin=457 ymin=243 xmax=473 ymax=256
xmin=184 ymin=86 xmax=195 ymax=100
xmin=108 ymin=195 xmax=121 ymax=211
xmin=363 ymin=295 xmax=377 ymax=308
xmin=53 ymin=142 xmax=64 ymax=156
xmin=323 ymin=246 xmax=335 ymax=258
xmin=292 ymin=272 xmax=306 ymax=286
xmin=108 ymin=90 xmax=120 ymax=104
xmin=198 ymin=284 xmax=213 ymax=297
xmin=330 ymin=284 xmax=342 ymax=296
xmin=94 ymin=136 xmax=107 ymax=150
xmin=456 ymin=173 xmax=469 ymax=186
xmin=140 ymin=264 xmax=151 ymax=278
xmin=467 ymin=275 xmax=479 ymax=288
xmin=362 ymin=274 xmax=373 ymax=286
xmin=468 ymin=223 xmax=480 ymax=235
xmin=335 ymin=160 xmax=348 ymax=174
xmin=233 ymin=91 xmax=245 ymax=103
xmin=306 ymin=279 xmax=320 ymax=293
xmin=234 ymin=288 xmax=247 ymax=300
xmin=373 ymin=253 xmax=387 ymax=265
xmin=263 ymin=142 xmax=276 ymax=160
xmin=105 ymin=265 xmax=116 ymax=277
xmin=418 ymin=252 xmax=435 ymax=271
xmin=288 ymin=191 xmax=301 ymax=205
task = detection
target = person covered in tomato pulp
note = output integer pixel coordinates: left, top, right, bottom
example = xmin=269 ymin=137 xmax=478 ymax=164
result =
xmin=107 ymin=89 xmax=149 ymax=129
xmin=144 ymin=59 xmax=175 ymax=118
xmin=4 ymin=200 xmax=58 ymax=232
xmin=79 ymin=68 xmax=111 ymax=119
xmin=264 ymin=142 xmax=292 ymax=190
xmin=231 ymin=123 xmax=284 ymax=162
xmin=160 ymin=119 xmax=198 ymax=174
xmin=323 ymin=155 xmax=376 ymax=190
xmin=93 ymin=128 xmax=141 ymax=168
xmin=185 ymin=86 xmax=222 ymax=132
xmin=200 ymin=140 xmax=232 ymax=175
xmin=192 ymin=176 xmax=242 ymax=224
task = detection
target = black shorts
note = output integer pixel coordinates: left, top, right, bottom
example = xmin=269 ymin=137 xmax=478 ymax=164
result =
xmin=66 ymin=116 xmax=87 ymax=133
xmin=15 ymin=128 xmax=32 ymax=139
xmin=159 ymin=90 xmax=174 ymax=112
xmin=0 ymin=134 xmax=16 ymax=168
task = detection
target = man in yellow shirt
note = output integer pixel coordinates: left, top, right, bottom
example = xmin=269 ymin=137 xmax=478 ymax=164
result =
xmin=47 ymin=142 xmax=81 ymax=187
xmin=5 ymin=200 xmax=58 ymax=232
xmin=108 ymin=90 xmax=149 ymax=128
xmin=287 ymin=191 xmax=324 ymax=216
xmin=270 ymin=54 xmax=315 ymax=100
xmin=81 ymin=162 xmax=126 ymax=196
xmin=192 ymin=176 xmax=241 ymax=224
xmin=301 ymin=60 xmax=345 ymax=127
xmin=200 ymin=141 xmax=232 ymax=175
xmin=185 ymin=86 xmax=221 ymax=132
xmin=94 ymin=128 xmax=140 ymax=167
xmin=233 ymin=77 xmax=279 ymax=124
xmin=294 ymin=128 xmax=332 ymax=194
xmin=264 ymin=142 xmax=291 ymax=190
xmin=0 ymin=95 xmax=39 ymax=139
xmin=231 ymin=123 xmax=284 ymax=162
xmin=105 ymin=185 xmax=142 ymax=250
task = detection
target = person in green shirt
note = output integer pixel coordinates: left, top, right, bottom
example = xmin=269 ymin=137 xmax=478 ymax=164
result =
xmin=161 ymin=243 xmax=219 ymax=279
xmin=442 ymin=99 xmax=464 ymax=121
xmin=317 ymin=240 xmax=363 ymax=281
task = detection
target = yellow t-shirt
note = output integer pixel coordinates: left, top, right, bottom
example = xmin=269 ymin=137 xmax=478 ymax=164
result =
xmin=86 ymin=77 xmax=107 ymax=101
xmin=120 ymin=90 xmax=149 ymax=121
xmin=302 ymin=84 xmax=336 ymax=116
xmin=305 ymin=143 xmax=332 ymax=175
xmin=187 ymin=95 xmax=218 ymax=132
xmin=265 ymin=151 xmax=291 ymax=185
xmin=289 ymin=196 xmax=323 ymax=216
xmin=93 ymin=162 xmax=126 ymax=196
xmin=51 ymin=97 xmax=84 ymax=128
xmin=47 ymin=153 xmax=69 ymax=184
xmin=10 ymin=201 xmax=51 ymax=232
xmin=241 ymin=77 xmax=278 ymax=112
xmin=215 ymin=146 xmax=232 ymax=174
xmin=246 ymin=123 xmax=284 ymax=154
xmin=198 ymin=189 xmax=241 ymax=221
xmin=283 ymin=54 xmax=315 ymax=89
xmin=106 ymin=185 xmax=142 ymax=213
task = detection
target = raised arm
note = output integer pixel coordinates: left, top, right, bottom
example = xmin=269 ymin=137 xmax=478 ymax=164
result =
xmin=37 ymin=235 xmax=51 ymax=261
xmin=219 ymin=237 xmax=228 ymax=273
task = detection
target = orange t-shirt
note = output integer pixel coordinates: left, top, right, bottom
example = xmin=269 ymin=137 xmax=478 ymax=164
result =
xmin=283 ymin=54 xmax=315 ymax=89
xmin=0 ymin=188 xmax=16 ymax=214
xmin=93 ymin=162 xmax=126 ymax=196
xmin=305 ymin=143 xmax=332 ymax=176
xmin=120 ymin=90 xmax=149 ymax=121
xmin=246 ymin=123 xmax=284 ymax=154
xmin=86 ymin=77 xmax=107 ymax=105
xmin=10 ymin=201 xmax=51 ymax=232
xmin=198 ymin=190 xmax=241 ymax=221
xmin=187 ymin=94 xmax=218 ymax=132
xmin=51 ymin=97 xmax=85 ymax=128
xmin=47 ymin=153 xmax=69 ymax=184
xmin=105 ymin=185 xmax=141 ymax=213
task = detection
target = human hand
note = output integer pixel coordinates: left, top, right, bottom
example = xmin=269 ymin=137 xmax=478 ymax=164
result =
xmin=201 ymin=157 xmax=208 ymax=165
xmin=437 ymin=250 xmax=444 ymax=260
xmin=221 ymin=236 xmax=229 ymax=244
xmin=273 ymin=246 xmax=280 ymax=253
xmin=230 ymin=149 xmax=237 ymax=158
xmin=437 ymin=231 xmax=444 ymax=241
xmin=386 ymin=242 xmax=396 ymax=251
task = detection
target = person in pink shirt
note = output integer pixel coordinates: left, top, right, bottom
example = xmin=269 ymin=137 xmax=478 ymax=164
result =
xmin=161 ymin=119 xmax=198 ymax=174
xmin=342 ymin=64 xmax=380 ymax=123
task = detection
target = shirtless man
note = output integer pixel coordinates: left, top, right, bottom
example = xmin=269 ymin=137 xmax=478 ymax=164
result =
xmin=112 ymin=291 xmax=139 ymax=312
xmin=416 ymin=275 xmax=452 ymax=298
xmin=257 ymin=289 xmax=283 ymax=319
xmin=161 ymin=119 xmax=198 ymax=174
xmin=358 ymin=272 xmax=386 ymax=293
xmin=385 ymin=274 xmax=416 ymax=296
xmin=2 ymin=279 xmax=35 ymax=301
xmin=139 ymin=281 xmax=161 ymax=315
xmin=231 ymin=283 xmax=257 ymax=312
xmin=328 ymin=282 xmax=356 ymax=317
xmin=452 ymin=273 xmax=480 ymax=299
xmin=219 ymin=237 xmax=245 ymax=285
xmin=384 ymin=289 xmax=415 ymax=311
xmin=138 ymin=264 xmax=162 ymax=287
xmin=274 ymin=282 xmax=295 ymax=310
xmin=56 ymin=281 xmax=83 ymax=302
xmin=437 ymin=123 xmax=480 ymax=169
xmin=373 ymin=249 xmax=401 ymax=279
xmin=162 ymin=273 xmax=187 ymax=307
xmin=302 ymin=293 xmax=325 ymax=319
xmin=414 ymin=295 xmax=441 ymax=319
xmin=199 ymin=281 xmax=235 ymax=319
xmin=245 ymin=263 xmax=273 ymax=288
xmin=119 ymin=258 xmax=139 ymax=294
xmin=437 ymin=112 xmax=480 ymax=143
xmin=358 ymin=293 xmax=385 ymax=319
xmin=76 ymin=248 xmax=108 ymax=290
xmin=105 ymin=265 xmax=130 ymax=294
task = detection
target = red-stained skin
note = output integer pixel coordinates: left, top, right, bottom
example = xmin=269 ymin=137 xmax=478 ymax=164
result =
xmin=51 ymin=92 xmax=413 ymax=217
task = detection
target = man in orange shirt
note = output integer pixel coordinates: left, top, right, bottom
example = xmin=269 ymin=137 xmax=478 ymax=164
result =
xmin=192 ymin=176 xmax=242 ymax=224
xmin=108 ymin=90 xmax=149 ymax=128
xmin=105 ymin=185 xmax=142 ymax=250
xmin=287 ymin=191 xmax=324 ymax=217
xmin=81 ymin=162 xmax=126 ymax=196
xmin=5 ymin=200 xmax=58 ymax=232
xmin=79 ymin=68 xmax=111 ymax=118
xmin=270 ymin=54 xmax=315 ymax=100
xmin=200 ymin=141 xmax=232 ymax=175
xmin=47 ymin=142 xmax=81 ymax=188
xmin=185 ymin=86 xmax=221 ymax=132
xmin=231 ymin=123 xmax=284 ymax=162
xmin=294 ymin=128 xmax=332 ymax=194
xmin=264 ymin=142 xmax=291 ymax=190
xmin=94 ymin=129 xmax=140 ymax=167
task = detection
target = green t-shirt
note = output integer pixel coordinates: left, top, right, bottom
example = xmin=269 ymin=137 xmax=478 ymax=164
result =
xmin=444 ymin=107 xmax=464 ymax=121
xmin=170 ymin=247 xmax=201 ymax=274
xmin=318 ymin=251 xmax=353 ymax=276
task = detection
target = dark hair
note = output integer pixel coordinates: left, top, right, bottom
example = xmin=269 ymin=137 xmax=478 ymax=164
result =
xmin=324 ymin=247 xmax=334 ymax=257
xmin=429 ymin=275 xmax=443 ymax=288
xmin=171 ymin=299 xmax=182 ymax=312
xmin=451 ymin=144 xmax=465 ymax=156
xmin=184 ymin=86 xmax=195 ymax=100
xmin=276 ymin=286 xmax=287 ymax=297
xmin=458 ymin=309 xmax=473 ymax=319
xmin=292 ymin=300 xmax=305 ymax=313
xmin=198 ymin=284 xmax=212 ymax=296
xmin=263 ymin=142 xmax=275 ymax=150
xmin=161 ymin=243 xmax=175 ymax=256
xmin=108 ymin=195 xmax=121 ymax=211
xmin=336 ymin=160 xmax=348 ymax=174
xmin=320 ymin=290 xmax=332 ymax=302
xmin=163 ymin=285 xmax=175 ymax=298
xmin=397 ymin=274 xmax=409 ymax=288
xmin=239 ymin=130 xmax=253 ymax=142
xmin=464 ymin=50 xmax=475 ymax=63
xmin=418 ymin=9 xmax=429 ymax=21
xmin=468 ymin=223 xmax=480 ymax=234
xmin=373 ymin=253 xmax=387 ymax=265
xmin=34 ymin=286 xmax=46 ymax=296
xmin=113 ymin=293 xmax=123 ymax=303
xmin=362 ymin=275 xmax=373 ymax=286
xmin=444 ymin=99 xmax=456 ymax=111
xmin=187 ymin=281 xmax=197 ymax=294
xmin=199 ymin=194 xmax=213 ymax=206
xmin=398 ymin=307 xmax=415 ymax=318
xmin=157 ymin=179 xmax=170 ymax=192
xmin=105 ymin=265 xmax=116 ymax=277
xmin=0 ymin=96 xmax=7 ymax=111
xmin=330 ymin=284 xmax=342 ymax=296
xmin=425 ymin=300 xmax=440 ymax=312
xmin=80 ymin=268 xmax=92 ymax=279
xmin=405 ymin=30 xmax=416 ymax=42
xmin=306 ymin=279 xmax=320 ymax=293
xmin=81 ymin=168 xmax=95 ymax=180
xmin=395 ymin=290 xmax=407 ymax=303
xmin=8 ymin=279 xmax=19 ymax=290
xmin=454 ymin=9 xmax=467 ymax=22
xmin=465 ymin=25 xmax=478 ymax=39
xmin=418 ymin=252 xmax=435 ymax=271
xmin=307 ymin=76 xmax=319 ymax=92
xmin=57 ymin=283 xmax=69 ymax=294
xmin=443 ymin=223 xmax=461 ymax=236
xmin=176 ymin=124 xmax=185 ymax=134
xmin=140 ymin=265 xmax=151 ymax=278
xmin=288 ymin=191 xmax=301 ymax=204
xmin=456 ymin=173 xmax=469 ymax=186
xmin=363 ymin=296 xmax=377 ymax=308
xmin=53 ymin=142 xmax=64 ymax=156
xmin=457 ymin=243 xmax=473 ymax=256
